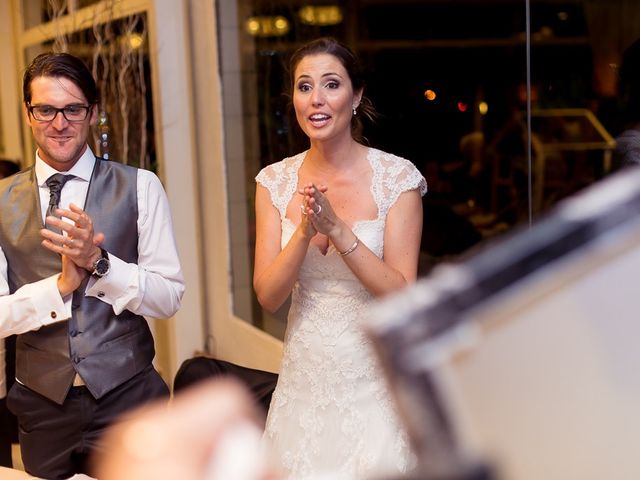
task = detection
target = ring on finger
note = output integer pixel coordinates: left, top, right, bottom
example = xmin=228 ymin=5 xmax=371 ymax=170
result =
xmin=313 ymin=205 xmax=322 ymax=215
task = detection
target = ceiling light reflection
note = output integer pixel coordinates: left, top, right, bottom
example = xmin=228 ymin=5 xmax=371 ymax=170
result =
xmin=246 ymin=15 xmax=291 ymax=37
xmin=298 ymin=6 xmax=343 ymax=26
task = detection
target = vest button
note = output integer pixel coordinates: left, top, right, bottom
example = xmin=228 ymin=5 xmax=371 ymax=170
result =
xmin=70 ymin=330 xmax=78 ymax=337
xmin=50 ymin=311 xmax=57 ymax=319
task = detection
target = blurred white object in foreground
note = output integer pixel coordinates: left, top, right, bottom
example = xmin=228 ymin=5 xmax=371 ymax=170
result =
xmin=368 ymin=166 xmax=640 ymax=480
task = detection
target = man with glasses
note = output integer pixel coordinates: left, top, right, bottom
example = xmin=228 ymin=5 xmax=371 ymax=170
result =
xmin=0 ymin=52 xmax=184 ymax=479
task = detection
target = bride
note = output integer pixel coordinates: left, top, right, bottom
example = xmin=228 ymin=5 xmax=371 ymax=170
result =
xmin=254 ymin=37 xmax=427 ymax=479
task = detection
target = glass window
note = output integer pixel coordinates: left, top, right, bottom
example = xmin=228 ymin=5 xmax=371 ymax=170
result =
xmin=219 ymin=0 xmax=640 ymax=339
xmin=530 ymin=0 xmax=640 ymax=209
xmin=22 ymin=0 xmax=69 ymax=30
xmin=21 ymin=0 xmax=104 ymax=30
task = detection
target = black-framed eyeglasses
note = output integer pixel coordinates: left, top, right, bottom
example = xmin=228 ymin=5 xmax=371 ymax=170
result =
xmin=27 ymin=103 xmax=92 ymax=122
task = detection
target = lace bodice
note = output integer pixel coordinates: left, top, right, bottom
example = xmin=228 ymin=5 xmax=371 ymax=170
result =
xmin=256 ymin=148 xmax=428 ymax=249
xmin=256 ymin=148 xmax=426 ymax=479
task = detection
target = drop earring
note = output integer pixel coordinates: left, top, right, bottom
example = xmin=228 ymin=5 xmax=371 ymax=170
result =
xmin=352 ymin=105 xmax=357 ymax=115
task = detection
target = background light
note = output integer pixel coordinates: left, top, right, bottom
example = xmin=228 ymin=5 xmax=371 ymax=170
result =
xmin=118 ymin=33 xmax=144 ymax=50
xmin=457 ymin=102 xmax=468 ymax=112
xmin=478 ymin=101 xmax=489 ymax=115
xmin=245 ymin=15 xmax=290 ymax=37
xmin=424 ymin=89 xmax=437 ymax=101
xmin=299 ymin=6 xmax=343 ymax=26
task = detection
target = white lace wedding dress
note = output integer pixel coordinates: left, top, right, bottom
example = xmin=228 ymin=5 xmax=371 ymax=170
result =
xmin=256 ymin=148 xmax=427 ymax=480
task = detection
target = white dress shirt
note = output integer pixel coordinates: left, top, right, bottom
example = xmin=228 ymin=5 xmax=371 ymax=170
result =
xmin=0 ymin=147 xmax=185 ymax=339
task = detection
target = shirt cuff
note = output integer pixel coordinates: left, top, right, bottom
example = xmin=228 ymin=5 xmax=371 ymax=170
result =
xmin=85 ymin=254 xmax=139 ymax=314
xmin=32 ymin=274 xmax=71 ymax=327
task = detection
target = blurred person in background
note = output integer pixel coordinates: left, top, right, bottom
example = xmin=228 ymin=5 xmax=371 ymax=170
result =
xmin=615 ymin=38 xmax=640 ymax=167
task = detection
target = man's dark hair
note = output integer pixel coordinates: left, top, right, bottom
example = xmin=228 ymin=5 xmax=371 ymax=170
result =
xmin=23 ymin=52 xmax=98 ymax=106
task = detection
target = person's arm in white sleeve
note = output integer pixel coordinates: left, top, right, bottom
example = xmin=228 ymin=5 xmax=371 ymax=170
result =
xmin=84 ymin=170 xmax=185 ymax=319
xmin=0 ymin=247 xmax=84 ymax=337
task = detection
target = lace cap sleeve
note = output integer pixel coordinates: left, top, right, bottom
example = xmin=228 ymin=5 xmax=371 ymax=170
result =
xmin=255 ymin=153 xmax=305 ymax=218
xmin=370 ymin=149 xmax=427 ymax=217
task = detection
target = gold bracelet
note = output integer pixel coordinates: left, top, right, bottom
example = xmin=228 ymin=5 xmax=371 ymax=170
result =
xmin=339 ymin=238 xmax=360 ymax=256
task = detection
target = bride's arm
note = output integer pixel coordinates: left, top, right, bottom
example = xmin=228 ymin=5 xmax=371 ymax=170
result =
xmin=307 ymin=186 xmax=423 ymax=297
xmin=253 ymin=184 xmax=316 ymax=313
xmin=378 ymin=189 xmax=423 ymax=287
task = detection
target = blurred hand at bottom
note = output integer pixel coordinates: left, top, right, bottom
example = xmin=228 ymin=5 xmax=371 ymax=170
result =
xmin=93 ymin=379 xmax=279 ymax=480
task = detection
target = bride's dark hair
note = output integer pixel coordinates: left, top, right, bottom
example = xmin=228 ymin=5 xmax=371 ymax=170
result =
xmin=288 ymin=37 xmax=377 ymax=142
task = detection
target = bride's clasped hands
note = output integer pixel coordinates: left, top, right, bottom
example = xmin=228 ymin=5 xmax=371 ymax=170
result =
xmin=300 ymin=182 xmax=360 ymax=256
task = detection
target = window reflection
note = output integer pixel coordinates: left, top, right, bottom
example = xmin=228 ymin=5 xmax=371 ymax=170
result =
xmin=22 ymin=0 xmax=67 ymax=30
xmin=22 ymin=0 xmax=103 ymax=29
xmin=220 ymin=0 xmax=640 ymax=338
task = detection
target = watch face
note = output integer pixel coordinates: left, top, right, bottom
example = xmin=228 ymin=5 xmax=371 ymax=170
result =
xmin=95 ymin=257 xmax=110 ymax=276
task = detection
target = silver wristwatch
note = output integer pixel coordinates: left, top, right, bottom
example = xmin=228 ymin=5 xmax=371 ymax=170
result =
xmin=92 ymin=248 xmax=110 ymax=278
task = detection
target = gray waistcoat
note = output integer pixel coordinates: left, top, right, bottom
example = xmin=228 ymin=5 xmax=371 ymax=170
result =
xmin=0 ymin=158 xmax=155 ymax=404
